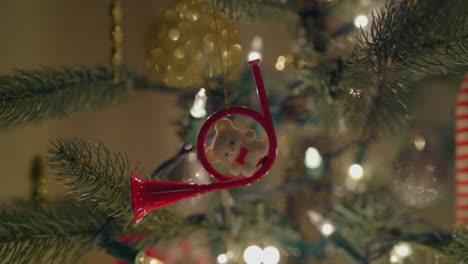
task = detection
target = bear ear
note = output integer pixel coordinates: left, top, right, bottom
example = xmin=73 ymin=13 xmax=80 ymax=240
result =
xmin=206 ymin=148 xmax=219 ymax=163
xmin=215 ymin=118 xmax=233 ymax=133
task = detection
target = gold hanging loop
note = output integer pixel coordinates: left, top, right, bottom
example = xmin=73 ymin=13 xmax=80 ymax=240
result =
xmin=211 ymin=0 xmax=230 ymax=115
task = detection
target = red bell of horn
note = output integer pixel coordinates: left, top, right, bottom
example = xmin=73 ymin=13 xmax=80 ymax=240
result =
xmin=131 ymin=171 xmax=208 ymax=224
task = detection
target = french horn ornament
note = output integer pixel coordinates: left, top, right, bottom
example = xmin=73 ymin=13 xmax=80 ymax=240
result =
xmin=131 ymin=59 xmax=277 ymax=223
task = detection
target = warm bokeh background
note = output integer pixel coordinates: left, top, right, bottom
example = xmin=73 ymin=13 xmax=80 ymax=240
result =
xmin=0 ymin=1 xmax=458 ymax=263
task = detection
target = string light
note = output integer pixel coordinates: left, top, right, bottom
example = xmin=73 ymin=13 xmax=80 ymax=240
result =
xmin=248 ymin=51 xmax=262 ymax=61
xmin=217 ymin=253 xmax=228 ymax=264
xmin=190 ymin=88 xmax=207 ymax=118
xmin=304 ymin=147 xmax=322 ymax=169
xmin=243 ymin=245 xmax=263 ymax=264
xmin=275 ymin=56 xmax=286 ymax=71
xmin=307 ymin=210 xmax=336 ymax=237
xmin=277 ymin=56 xmax=286 ymax=63
xmin=393 ymin=243 xmax=412 ymax=258
xmin=320 ymin=221 xmax=335 ymax=236
xmin=389 ymin=242 xmax=412 ymax=263
xmin=390 ymin=254 xmax=399 ymax=263
xmin=354 ymin=15 xmax=368 ymax=28
xmin=248 ymin=35 xmax=263 ymax=61
xmin=275 ymin=61 xmax=285 ymax=71
xmin=262 ymin=246 xmax=280 ymax=264
xmin=135 ymin=251 xmax=164 ymax=264
xmin=414 ymin=135 xmax=426 ymax=151
xmin=348 ymin=164 xmax=363 ymax=180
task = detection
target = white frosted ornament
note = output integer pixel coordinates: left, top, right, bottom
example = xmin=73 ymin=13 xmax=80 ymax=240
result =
xmin=392 ymin=146 xmax=446 ymax=208
xmin=151 ymin=145 xmax=212 ymax=216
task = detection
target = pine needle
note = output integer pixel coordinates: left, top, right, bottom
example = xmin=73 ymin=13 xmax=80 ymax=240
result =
xmin=0 ymin=66 xmax=131 ymax=127
xmin=48 ymin=138 xmax=132 ymax=218
xmin=440 ymin=225 xmax=468 ymax=263
xmin=341 ymin=0 xmax=467 ymax=136
xmin=0 ymin=201 xmax=108 ymax=264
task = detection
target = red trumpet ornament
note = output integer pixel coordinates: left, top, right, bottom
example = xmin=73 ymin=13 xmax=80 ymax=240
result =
xmin=131 ymin=59 xmax=277 ymax=223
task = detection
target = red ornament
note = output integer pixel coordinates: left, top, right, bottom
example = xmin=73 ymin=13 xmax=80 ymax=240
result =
xmin=131 ymin=59 xmax=277 ymax=223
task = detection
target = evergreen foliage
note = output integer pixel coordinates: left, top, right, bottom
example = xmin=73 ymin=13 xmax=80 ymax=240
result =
xmin=441 ymin=226 xmax=468 ymax=263
xmin=48 ymin=138 xmax=131 ymax=217
xmin=0 ymin=201 xmax=108 ymax=264
xmin=341 ymin=0 xmax=468 ymax=135
xmin=0 ymin=66 xmax=131 ymax=127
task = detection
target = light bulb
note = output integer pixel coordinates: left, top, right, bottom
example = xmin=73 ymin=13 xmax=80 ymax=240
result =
xmin=135 ymin=251 xmax=164 ymax=264
xmin=305 ymin=147 xmax=322 ymax=169
xmin=320 ymin=221 xmax=335 ymax=237
xmin=354 ymin=15 xmax=369 ymax=28
xmin=275 ymin=61 xmax=285 ymax=71
xmin=348 ymin=164 xmax=363 ymax=180
xmin=262 ymin=246 xmax=280 ymax=264
xmin=277 ymin=56 xmax=286 ymax=63
xmin=390 ymin=254 xmax=399 ymax=263
xmin=414 ymin=135 xmax=426 ymax=151
xmin=393 ymin=242 xmax=412 ymax=259
xmin=307 ymin=210 xmax=323 ymax=225
xmin=190 ymin=88 xmax=207 ymax=118
xmin=217 ymin=253 xmax=228 ymax=264
xmin=243 ymin=245 xmax=263 ymax=264
xmin=248 ymin=51 xmax=262 ymax=61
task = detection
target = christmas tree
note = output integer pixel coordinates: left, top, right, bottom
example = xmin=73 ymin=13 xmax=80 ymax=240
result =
xmin=0 ymin=0 xmax=467 ymax=263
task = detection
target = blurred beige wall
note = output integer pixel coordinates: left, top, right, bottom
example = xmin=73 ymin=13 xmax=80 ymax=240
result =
xmin=0 ymin=1 xmax=181 ymax=263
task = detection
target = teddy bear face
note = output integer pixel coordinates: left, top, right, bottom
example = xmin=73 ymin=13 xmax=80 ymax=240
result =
xmin=211 ymin=129 xmax=243 ymax=163
xmin=206 ymin=119 xmax=243 ymax=164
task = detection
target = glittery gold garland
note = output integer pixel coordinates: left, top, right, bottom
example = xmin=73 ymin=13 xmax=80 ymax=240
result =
xmin=147 ymin=0 xmax=242 ymax=89
xmin=110 ymin=0 xmax=123 ymax=84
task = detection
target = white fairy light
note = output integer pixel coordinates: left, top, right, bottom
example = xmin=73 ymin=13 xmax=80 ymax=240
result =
xmin=307 ymin=210 xmax=335 ymax=237
xmin=414 ymin=135 xmax=426 ymax=151
xmin=190 ymin=88 xmax=207 ymax=118
xmin=348 ymin=164 xmax=363 ymax=180
xmin=243 ymin=245 xmax=263 ymax=264
xmin=262 ymin=246 xmax=280 ymax=264
xmin=354 ymin=15 xmax=369 ymax=28
xmin=393 ymin=242 xmax=412 ymax=259
xmin=217 ymin=253 xmax=228 ymax=264
xmin=275 ymin=61 xmax=285 ymax=71
xmin=305 ymin=147 xmax=322 ymax=169
xmin=248 ymin=51 xmax=262 ymax=61
xmin=135 ymin=251 xmax=164 ymax=264
xmin=320 ymin=221 xmax=335 ymax=237
xmin=277 ymin=56 xmax=286 ymax=63
xmin=390 ymin=254 xmax=399 ymax=263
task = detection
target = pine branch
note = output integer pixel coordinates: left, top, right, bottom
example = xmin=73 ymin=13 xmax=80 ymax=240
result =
xmin=117 ymin=208 xmax=192 ymax=248
xmin=48 ymin=138 xmax=131 ymax=217
xmin=0 ymin=201 xmax=108 ymax=264
xmin=0 ymin=66 xmax=131 ymax=127
xmin=440 ymin=226 xmax=468 ymax=263
xmin=341 ymin=0 xmax=467 ymax=136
